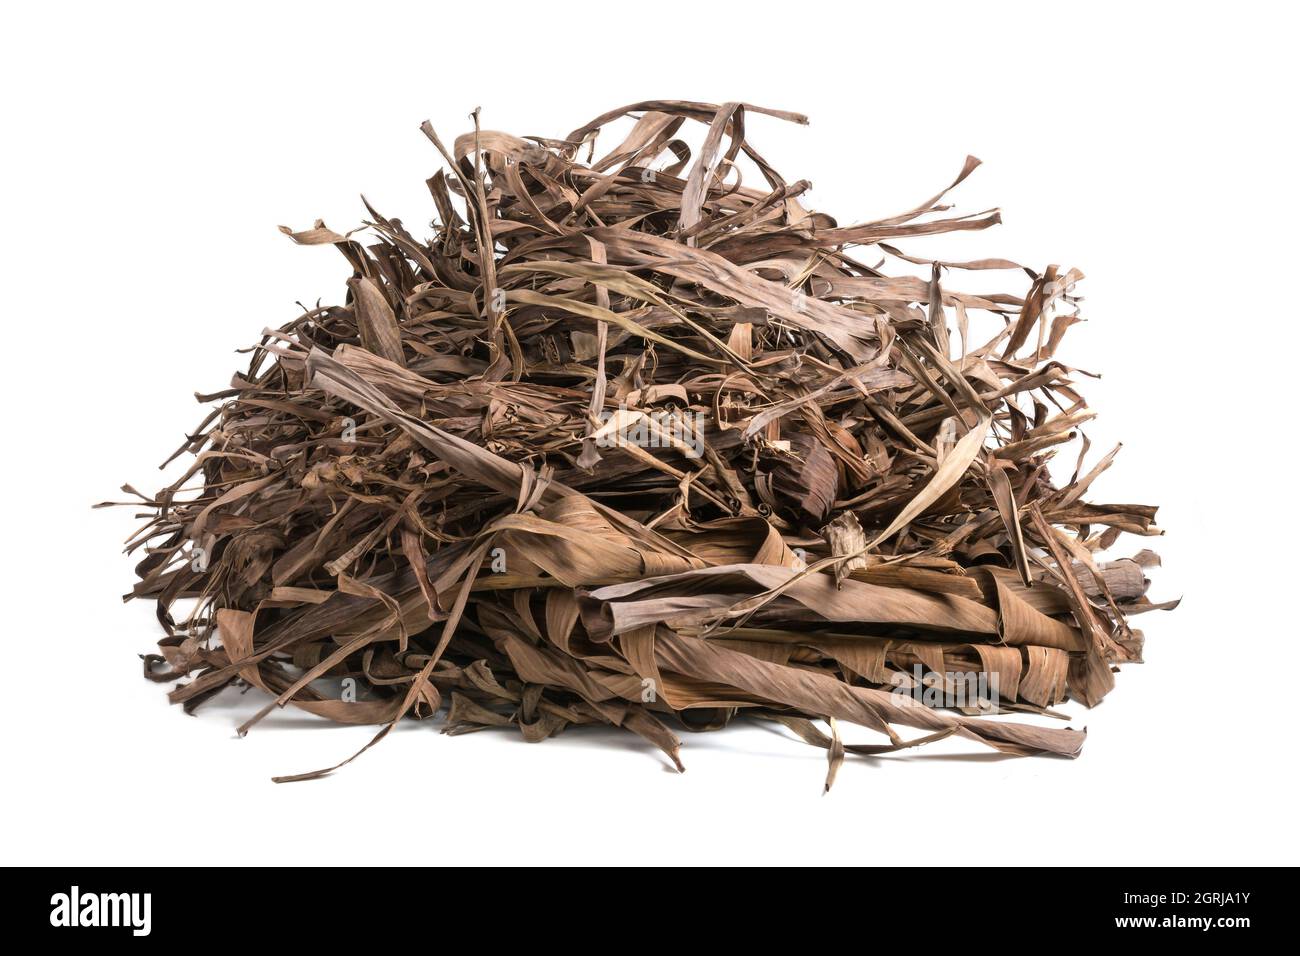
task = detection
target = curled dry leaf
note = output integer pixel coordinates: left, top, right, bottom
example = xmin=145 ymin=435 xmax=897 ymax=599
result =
xmin=107 ymin=100 xmax=1173 ymax=788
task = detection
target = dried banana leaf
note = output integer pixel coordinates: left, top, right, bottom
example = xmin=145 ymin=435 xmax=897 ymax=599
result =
xmin=106 ymin=100 xmax=1173 ymax=789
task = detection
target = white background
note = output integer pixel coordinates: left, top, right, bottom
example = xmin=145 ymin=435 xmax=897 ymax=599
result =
xmin=3 ymin=1 xmax=1296 ymax=866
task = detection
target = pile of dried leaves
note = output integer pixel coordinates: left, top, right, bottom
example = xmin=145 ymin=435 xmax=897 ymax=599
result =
xmin=109 ymin=100 xmax=1173 ymax=787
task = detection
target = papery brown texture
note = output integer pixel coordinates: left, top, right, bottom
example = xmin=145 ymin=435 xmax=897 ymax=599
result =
xmin=106 ymin=101 xmax=1173 ymax=786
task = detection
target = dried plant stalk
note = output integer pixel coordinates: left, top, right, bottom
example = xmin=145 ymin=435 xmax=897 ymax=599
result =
xmin=106 ymin=100 xmax=1173 ymax=786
